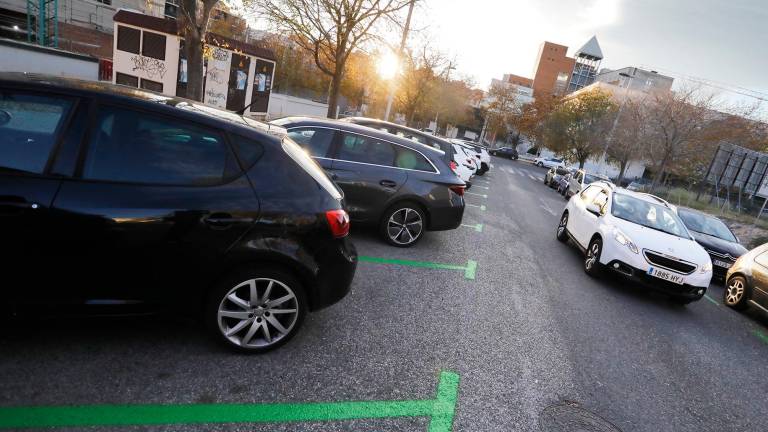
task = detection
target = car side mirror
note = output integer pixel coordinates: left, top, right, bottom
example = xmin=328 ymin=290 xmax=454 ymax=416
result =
xmin=586 ymin=203 xmax=602 ymax=216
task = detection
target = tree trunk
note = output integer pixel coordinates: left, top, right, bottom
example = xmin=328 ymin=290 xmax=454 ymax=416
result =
xmin=650 ymin=155 xmax=669 ymax=193
xmin=185 ymin=33 xmax=205 ymax=102
xmin=326 ymin=70 xmax=342 ymax=119
xmin=618 ymin=160 xmax=629 ymax=185
xmin=578 ymin=157 xmax=586 ymax=169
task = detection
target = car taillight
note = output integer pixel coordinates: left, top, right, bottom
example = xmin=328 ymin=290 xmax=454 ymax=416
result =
xmin=450 ymin=161 xmax=458 ymax=172
xmin=325 ymin=209 xmax=350 ymax=238
xmin=449 ymin=185 xmax=465 ymax=196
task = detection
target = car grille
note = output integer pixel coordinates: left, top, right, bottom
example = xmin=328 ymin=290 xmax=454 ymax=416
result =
xmin=707 ymin=249 xmax=736 ymax=262
xmin=643 ymin=250 xmax=697 ymax=274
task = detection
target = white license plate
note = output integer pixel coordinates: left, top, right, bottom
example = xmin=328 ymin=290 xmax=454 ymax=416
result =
xmin=712 ymin=259 xmax=732 ymax=269
xmin=647 ymin=267 xmax=684 ymax=285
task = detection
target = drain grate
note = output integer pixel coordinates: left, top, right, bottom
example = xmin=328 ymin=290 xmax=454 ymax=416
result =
xmin=539 ymin=402 xmax=622 ymax=432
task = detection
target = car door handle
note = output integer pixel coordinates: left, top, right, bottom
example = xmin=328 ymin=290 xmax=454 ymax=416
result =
xmin=331 ymin=173 xmax=339 ymax=180
xmin=379 ymin=180 xmax=397 ymax=188
xmin=204 ymin=215 xmax=254 ymax=226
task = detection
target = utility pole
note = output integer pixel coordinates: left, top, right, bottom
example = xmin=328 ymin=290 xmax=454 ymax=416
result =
xmin=383 ymin=0 xmax=416 ymax=122
xmin=432 ymin=61 xmax=455 ymax=135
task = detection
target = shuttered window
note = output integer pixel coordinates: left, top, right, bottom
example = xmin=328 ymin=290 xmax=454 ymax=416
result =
xmin=116 ymin=26 xmax=140 ymax=54
xmin=142 ymin=31 xmax=166 ymax=60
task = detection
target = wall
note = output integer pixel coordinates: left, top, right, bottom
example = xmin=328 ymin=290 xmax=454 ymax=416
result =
xmin=112 ymin=21 xmax=178 ymax=93
xmin=0 ymin=38 xmax=98 ymax=79
xmin=268 ymin=92 xmax=328 ymax=119
xmin=532 ymin=41 xmax=575 ymax=97
xmin=597 ymin=67 xmax=674 ymax=93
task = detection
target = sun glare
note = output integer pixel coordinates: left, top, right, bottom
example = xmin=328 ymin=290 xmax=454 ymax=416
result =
xmin=377 ymin=52 xmax=400 ymax=80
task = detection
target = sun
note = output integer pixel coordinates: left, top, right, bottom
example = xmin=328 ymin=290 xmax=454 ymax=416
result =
xmin=377 ymin=51 xmax=400 ymax=80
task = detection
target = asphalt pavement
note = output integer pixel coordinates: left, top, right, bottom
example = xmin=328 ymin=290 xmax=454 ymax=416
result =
xmin=1 ymin=157 xmax=767 ymax=432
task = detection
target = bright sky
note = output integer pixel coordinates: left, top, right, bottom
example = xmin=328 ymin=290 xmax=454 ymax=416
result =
xmin=415 ymin=0 xmax=768 ymax=105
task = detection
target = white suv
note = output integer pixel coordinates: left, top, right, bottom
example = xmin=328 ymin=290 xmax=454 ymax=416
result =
xmin=556 ymin=182 xmax=712 ymax=304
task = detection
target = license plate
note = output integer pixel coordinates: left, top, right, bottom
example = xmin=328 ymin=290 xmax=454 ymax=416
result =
xmin=712 ymin=259 xmax=732 ymax=269
xmin=647 ymin=267 xmax=684 ymax=285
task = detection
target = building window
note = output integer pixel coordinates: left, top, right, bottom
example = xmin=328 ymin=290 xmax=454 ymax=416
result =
xmin=142 ymin=31 xmax=166 ymax=60
xmin=140 ymin=78 xmax=163 ymax=93
xmin=95 ymin=0 xmax=112 ymax=4
xmin=116 ymin=26 xmax=140 ymax=54
xmin=115 ymin=72 xmax=139 ymax=88
xmin=164 ymin=0 xmax=179 ymax=19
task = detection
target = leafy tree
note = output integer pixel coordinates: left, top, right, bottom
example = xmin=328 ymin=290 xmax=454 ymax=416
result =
xmin=509 ymin=94 xmax=560 ymax=150
xmin=483 ymin=81 xmax=519 ymax=143
xmin=544 ymin=89 xmax=616 ymax=168
xmin=179 ymin=0 xmax=222 ymax=101
xmin=606 ymin=98 xmax=645 ymax=183
xmin=396 ymin=45 xmax=444 ymax=126
xmin=256 ymin=0 xmax=410 ymax=118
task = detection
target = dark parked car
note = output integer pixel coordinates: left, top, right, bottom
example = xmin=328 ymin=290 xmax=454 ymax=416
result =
xmin=675 ymin=207 xmax=747 ymax=280
xmin=0 ymin=73 xmax=357 ymax=353
xmin=724 ymin=244 xmax=768 ymax=315
xmin=490 ymin=147 xmax=518 ymax=159
xmin=271 ymin=117 xmax=466 ymax=247
xmin=544 ymin=166 xmax=568 ymax=188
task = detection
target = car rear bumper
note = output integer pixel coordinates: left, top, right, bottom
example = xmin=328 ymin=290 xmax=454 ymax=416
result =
xmin=605 ymin=260 xmax=707 ymax=300
xmin=427 ymin=196 xmax=465 ymax=231
xmin=310 ymin=237 xmax=358 ymax=310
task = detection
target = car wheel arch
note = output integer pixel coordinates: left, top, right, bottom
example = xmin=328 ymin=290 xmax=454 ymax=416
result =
xmin=380 ymin=197 xmax=431 ymax=228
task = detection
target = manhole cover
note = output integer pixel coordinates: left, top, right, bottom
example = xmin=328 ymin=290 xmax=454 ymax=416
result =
xmin=539 ymin=403 xmax=622 ymax=432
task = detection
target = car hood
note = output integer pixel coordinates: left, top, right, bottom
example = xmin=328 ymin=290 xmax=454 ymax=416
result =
xmin=690 ymin=231 xmax=747 ymax=258
xmin=612 ymin=217 xmax=709 ymax=263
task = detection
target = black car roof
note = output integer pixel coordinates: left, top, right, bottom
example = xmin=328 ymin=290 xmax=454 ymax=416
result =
xmin=0 ymin=72 xmax=285 ymax=142
xmin=341 ymin=117 xmax=456 ymax=147
xmin=271 ymin=116 xmax=446 ymax=157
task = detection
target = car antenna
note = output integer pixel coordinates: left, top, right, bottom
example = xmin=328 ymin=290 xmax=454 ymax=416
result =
xmin=236 ymin=100 xmax=255 ymax=115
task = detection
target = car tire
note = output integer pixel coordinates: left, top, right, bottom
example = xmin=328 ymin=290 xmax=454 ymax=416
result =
xmin=381 ymin=202 xmax=426 ymax=247
xmin=556 ymin=212 xmax=569 ymax=242
xmin=584 ymin=237 xmax=603 ymax=276
xmin=544 ymin=177 xmax=549 ymax=185
xmin=537 ymin=162 xmax=543 ymax=167
xmin=477 ymin=169 xmax=485 ymax=176
xmin=206 ymin=267 xmax=307 ymax=354
xmin=724 ymin=275 xmax=750 ymax=310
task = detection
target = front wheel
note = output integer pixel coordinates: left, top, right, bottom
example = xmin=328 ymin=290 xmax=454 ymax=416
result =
xmin=381 ymin=202 xmax=425 ymax=247
xmin=556 ymin=212 xmax=569 ymax=242
xmin=537 ymin=162 xmax=543 ymax=167
xmin=724 ymin=276 xmax=750 ymax=310
xmin=584 ymin=238 xmax=603 ymax=276
xmin=206 ymin=268 xmax=307 ymax=353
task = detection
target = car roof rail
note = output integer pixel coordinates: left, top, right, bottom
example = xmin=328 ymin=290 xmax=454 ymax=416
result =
xmin=640 ymin=193 xmax=670 ymax=207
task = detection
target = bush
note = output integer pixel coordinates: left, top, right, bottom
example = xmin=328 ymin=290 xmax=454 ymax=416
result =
xmin=749 ymin=235 xmax=768 ymax=249
xmin=526 ymin=146 xmax=539 ymax=155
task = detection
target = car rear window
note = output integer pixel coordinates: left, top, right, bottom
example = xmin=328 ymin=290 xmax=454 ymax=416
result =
xmin=281 ymin=136 xmax=341 ymax=200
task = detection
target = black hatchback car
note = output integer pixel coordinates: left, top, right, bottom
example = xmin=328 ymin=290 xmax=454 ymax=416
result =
xmin=0 ymin=73 xmax=357 ymax=353
xmin=271 ymin=117 xmax=466 ymax=247
xmin=675 ymin=207 xmax=747 ymax=280
xmin=490 ymin=147 xmax=518 ymax=159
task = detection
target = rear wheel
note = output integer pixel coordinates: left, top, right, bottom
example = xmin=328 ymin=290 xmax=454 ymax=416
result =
xmin=556 ymin=212 xmax=569 ymax=242
xmin=381 ymin=202 xmax=425 ymax=247
xmin=724 ymin=275 xmax=750 ymax=310
xmin=584 ymin=238 xmax=603 ymax=276
xmin=206 ymin=267 xmax=307 ymax=353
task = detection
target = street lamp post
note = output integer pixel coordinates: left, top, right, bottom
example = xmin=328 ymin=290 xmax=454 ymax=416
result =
xmin=432 ymin=63 xmax=455 ymax=135
xmin=383 ymin=0 xmax=416 ymax=122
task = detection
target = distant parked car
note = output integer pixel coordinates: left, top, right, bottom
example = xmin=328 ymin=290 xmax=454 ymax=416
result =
xmin=271 ymin=117 xmax=466 ymax=247
xmin=490 ymin=147 xmax=518 ymax=159
xmin=534 ymin=157 xmax=565 ymax=169
xmin=565 ymin=170 xmax=611 ymax=198
xmin=674 ymin=207 xmax=747 ymax=280
xmin=627 ymin=179 xmax=650 ymax=192
xmin=450 ymin=139 xmax=491 ymax=174
xmin=544 ymin=166 xmax=569 ymax=188
xmin=724 ymin=244 xmax=768 ymax=314
xmin=556 ymin=173 xmax=572 ymax=196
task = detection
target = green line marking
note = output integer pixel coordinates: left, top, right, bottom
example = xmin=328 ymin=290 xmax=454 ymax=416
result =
xmin=466 ymin=203 xmax=486 ymax=211
xmin=754 ymin=329 xmax=768 ymax=345
xmin=461 ymin=223 xmax=483 ymax=232
xmin=359 ymin=256 xmax=477 ymax=280
xmin=703 ymin=294 xmax=719 ymax=306
xmin=465 ymin=192 xmax=487 ymax=198
xmin=0 ymin=372 xmax=460 ymax=431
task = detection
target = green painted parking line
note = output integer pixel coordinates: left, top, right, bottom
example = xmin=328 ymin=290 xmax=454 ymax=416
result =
xmin=754 ymin=330 xmax=768 ymax=345
xmin=465 ymin=192 xmax=487 ymax=198
xmin=466 ymin=203 xmax=486 ymax=211
xmin=0 ymin=371 xmax=460 ymax=431
xmin=461 ymin=223 xmax=483 ymax=232
xmin=359 ymin=256 xmax=478 ymax=280
xmin=703 ymin=294 xmax=719 ymax=306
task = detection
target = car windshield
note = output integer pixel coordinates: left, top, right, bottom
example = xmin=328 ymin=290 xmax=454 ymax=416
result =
xmin=611 ymin=193 xmax=690 ymax=238
xmin=584 ymin=174 xmax=602 ymax=184
xmin=678 ymin=209 xmax=737 ymax=242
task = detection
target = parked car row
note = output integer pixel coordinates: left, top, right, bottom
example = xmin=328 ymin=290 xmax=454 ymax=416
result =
xmin=0 ymin=74 xmax=474 ymax=353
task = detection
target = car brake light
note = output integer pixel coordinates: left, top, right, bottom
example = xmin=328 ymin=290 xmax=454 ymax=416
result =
xmin=450 ymin=161 xmax=458 ymax=172
xmin=325 ymin=209 xmax=350 ymax=238
xmin=449 ymin=185 xmax=465 ymax=196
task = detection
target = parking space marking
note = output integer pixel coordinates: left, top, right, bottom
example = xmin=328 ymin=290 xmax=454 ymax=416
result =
xmin=465 ymin=192 xmax=487 ymax=198
xmin=703 ymin=294 xmax=719 ymax=306
xmin=0 ymin=372 xmax=460 ymax=431
xmin=508 ymin=168 xmax=516 ymax=174
xmin=466 ymin=203 xmax=486 ymax=211
xmin=461 ymin=223 xmax=484 ymax=232
xmin=528 ymin=174 xmax=537 ymax=181
xmin=359 ymin=256 xmax=478 ymax=280
xmin=754 ymin=330 xmax=768 ymax=345
xmin=472 ymin=185 xmax=489 ymax=190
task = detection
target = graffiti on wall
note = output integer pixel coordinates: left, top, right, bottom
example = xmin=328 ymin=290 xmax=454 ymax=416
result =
xmin=130 ymin=56 xmax=167 ymax=79
xmin=206 ymin=65 xmax=227 ymax=85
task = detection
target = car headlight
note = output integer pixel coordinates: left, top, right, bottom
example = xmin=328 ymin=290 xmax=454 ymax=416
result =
xmin=614 ymin=229 xmax=639 ymax=254
xmin=700 ymin=261 xmax=712 ymax=274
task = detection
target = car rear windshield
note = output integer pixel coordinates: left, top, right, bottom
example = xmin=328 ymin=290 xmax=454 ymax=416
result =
xmin=611 ymin=193 xmax=690 ymax=239
xmin=584 ymin=174 xmax=602 ymax=184
xmin=677 ymin=209 xmax=736 ymax=242
xmin=281 ymin=136 xmax=341 ymax=200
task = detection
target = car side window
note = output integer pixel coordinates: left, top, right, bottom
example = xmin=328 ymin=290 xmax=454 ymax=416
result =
xmin=394 ymin=146 xmax=435 ymax=172
xmin=580 ymin=185 xmax=600 ymax=202
xmin=337 ymin=132 xmax=396 ymax=167
xmin=286 ymin=127 xmax=334 ymax=157
xmin=83 ymin=105 xmax=238 ymax=185
xmin=593 ymin=190 xmax=609 ymax=213
xmin=0 ymin=91 xmax=74 ymax=175
xmin=754 ymin=251 xmax=768 ymax=268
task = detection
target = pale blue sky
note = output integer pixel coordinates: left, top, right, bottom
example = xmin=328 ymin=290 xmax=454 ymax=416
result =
xmin=418 ymin=0 xmax=767 ymax=105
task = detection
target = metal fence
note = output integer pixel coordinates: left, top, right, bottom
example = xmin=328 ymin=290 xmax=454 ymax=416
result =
xmin=704 ymin=142 xmax=768 ymax=196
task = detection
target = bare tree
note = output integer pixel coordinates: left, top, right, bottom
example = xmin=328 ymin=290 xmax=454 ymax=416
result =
xmin=179 ymin=0 xmax=221 ymax=102
xmin=256 ymin=0 xmax=410 ymax=118
xmin=396 ymin=44 xmax=444 ymax=125
xmin=483 ymin=81 xmax=519 ymax=143
xmin=606 ymin=99 xmax=646 ymax=183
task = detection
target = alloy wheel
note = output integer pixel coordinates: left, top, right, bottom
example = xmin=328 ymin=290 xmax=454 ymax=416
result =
xmin=585 ymin=242 xmax=599 ymax=270
xmin=387 ymin=208 xmax=423 ymax=245
xmin=557 ymin=214 xmax=568 ymax=237
xmin=217 ymin=278 xmax=299 ymax=349
xmin=725 ymin=278 xmax=745 ymax=305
